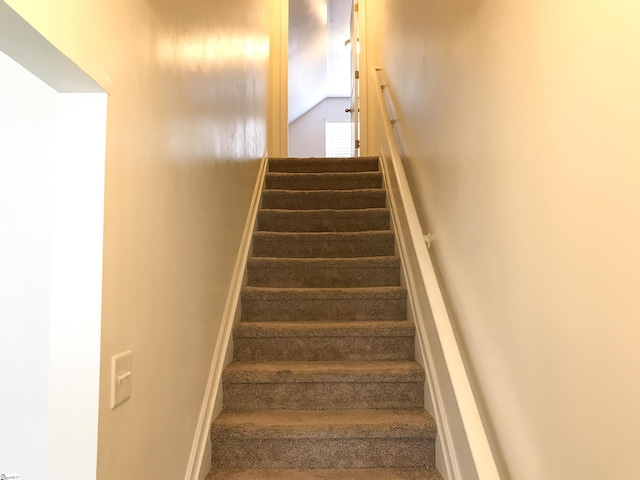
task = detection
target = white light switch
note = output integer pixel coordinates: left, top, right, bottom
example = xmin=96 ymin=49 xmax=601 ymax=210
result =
xmin=110 ymin=350 xmax=132 ymax=409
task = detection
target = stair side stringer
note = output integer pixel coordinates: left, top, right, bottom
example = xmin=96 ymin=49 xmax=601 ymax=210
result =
xmin=379 ymin=154 xmax=478 ymax=480
xmin=183 ymin=154 xmax=269 ymax=480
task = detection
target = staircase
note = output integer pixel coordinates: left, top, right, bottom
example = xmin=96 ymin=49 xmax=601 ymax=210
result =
xmin=206 ymin=157 xmax=442 ymax=480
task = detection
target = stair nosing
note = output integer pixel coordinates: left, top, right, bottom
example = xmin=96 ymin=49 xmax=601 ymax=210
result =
xmin=263 ymin=188 xmax=386 ymax=194
xmin=253 ymin=231 xmax=394 ymax=238
xmin=247 ymin=256 xmax=400 ymax=266
xmin=266 ymin=172 xmax=382 ymax=177
xmin=258 ymin=207 xmax=390 ymax=213
xmin=234 ymin=320 xmax=414 ymax=338
xmin=212 ymin=409 xmax=436 ymax=439
xmin=223 ymin=360 xmax=424 ymax=384
xmin=242 ymin=286 xmax=406 ymax=298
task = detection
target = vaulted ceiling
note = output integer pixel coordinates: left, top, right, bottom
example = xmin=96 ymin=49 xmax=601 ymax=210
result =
xmin=288 ymin=0 xmax=352 ymax=124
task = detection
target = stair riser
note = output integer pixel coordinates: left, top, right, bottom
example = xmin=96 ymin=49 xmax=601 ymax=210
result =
xmin=247 ymin=265 xmax=400 ymax=288
xmin=266 ymin=174 xmax=382 ymax=191
xmin=233 ymin=337 xmax=414 ymax=362
xmin=211 ymin=438 xmax=434 ymax=469
xmin=257 ymin=211 xmax=390 ymax=232
xmin=241 ymin=297 xmax=407 ymax=322
xmin=252 ymin=236 xmax=395 ymax=258
xmin=223 ymin=382 xmax=423 ymax=410
xmin=262 ymin=191 xmax=386 ymax=210
xmin=269 ymin=158 xmax=379 ymax=173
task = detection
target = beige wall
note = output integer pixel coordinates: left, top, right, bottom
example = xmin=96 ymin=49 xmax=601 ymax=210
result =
xmin=370 ymin=0 xmax=640 ymax=478
xmin=4 ymin=1 xmax=271 ymax=478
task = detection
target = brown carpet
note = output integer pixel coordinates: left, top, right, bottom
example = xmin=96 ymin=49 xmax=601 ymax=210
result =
xmin=207 ymin=157 xmax=442 ymax=479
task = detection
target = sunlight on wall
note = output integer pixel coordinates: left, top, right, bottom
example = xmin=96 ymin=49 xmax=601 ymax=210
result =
xmin=311 ymin=0 xmax=328 ymax=24
xmin=156 ymin=35 xmax=269 ymax=68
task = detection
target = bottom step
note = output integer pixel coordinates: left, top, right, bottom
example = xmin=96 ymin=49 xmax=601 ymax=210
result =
xmin=206 ymin=467 xmax=442 ymax=480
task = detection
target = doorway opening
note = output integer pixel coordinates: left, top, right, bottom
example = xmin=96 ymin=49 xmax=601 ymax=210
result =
xmin=287 ymin=0 xmax=356 ymax=158
xmin=0 ymin=3 xmax=107 ymax=478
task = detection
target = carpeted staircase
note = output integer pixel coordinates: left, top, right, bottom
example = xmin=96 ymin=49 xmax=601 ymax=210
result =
xmin=206 ymin=157 xmax=442 ymax=480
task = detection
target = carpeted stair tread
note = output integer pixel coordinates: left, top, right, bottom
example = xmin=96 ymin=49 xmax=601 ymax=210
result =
xmin=247 ymin=256 xmax=400 ymax=288
xmin=242 ymin=286 xmax=406 ymax=300
xmin=262 ymin=189 xmax=387 ymax=210
xmin=248 ymin=256 xmax=400 ymax=270
xmin=266 ymin=172 xmax=382 ymax=190
xmin=233 ymin=321 xmax=415 ymax=361
xmin=234 ymin=320 xmax=414 ymax=338
xmin=211 ymin=409 xmax=436 ymax=439
xmin=241 ymin=287 xmax=407 ymax=322
xmin=222 ymin=361 xmax=425 ymax=410
xmin=206 ymin=467 xmax=442 ymax=479
xmin=268 ymin=157 xmax=379 ymax=173
xmin=223 ymin=361 xmax=424 ymax=384
xmin=252 ymin=231 xmax=395 ymax=258
xmin=257 ymin=208 xmax=390 ymax=232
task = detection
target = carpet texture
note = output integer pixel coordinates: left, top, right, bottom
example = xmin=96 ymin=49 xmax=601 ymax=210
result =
xmin=207 ymin=157 xmax=442 ymax=479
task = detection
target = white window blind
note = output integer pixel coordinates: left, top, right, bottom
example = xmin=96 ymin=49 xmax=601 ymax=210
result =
xmin=325 ymin=121 xmax=355 ymax=157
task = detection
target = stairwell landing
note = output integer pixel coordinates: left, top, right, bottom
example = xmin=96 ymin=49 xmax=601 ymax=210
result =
xmin=206 ymin=157 xmax=442 ymax=480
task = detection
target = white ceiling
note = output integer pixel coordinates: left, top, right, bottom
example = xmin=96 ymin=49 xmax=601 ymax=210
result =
xmin=288 ymin=0 xmax=352 ymax=123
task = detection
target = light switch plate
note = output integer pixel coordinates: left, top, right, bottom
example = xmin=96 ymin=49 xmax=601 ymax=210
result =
xmin=110 ymin=350 xmax=132 ymax=409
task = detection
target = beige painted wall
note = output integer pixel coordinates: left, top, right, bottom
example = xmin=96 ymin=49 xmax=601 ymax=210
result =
xmin=370 ymin=0 xmax=640 ymax=478
xmin=4 ymin=1 xmax=271 ymax=478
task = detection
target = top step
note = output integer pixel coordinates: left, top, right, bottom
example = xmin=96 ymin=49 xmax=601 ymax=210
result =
xmin=269 ymin=157 xmax=379 ymax=173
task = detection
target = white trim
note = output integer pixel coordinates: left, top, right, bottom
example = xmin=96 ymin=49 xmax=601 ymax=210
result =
xmin=268 ymin=0 xmax=288 ymax=157
xmin=355 ymin=0 xmax=369 ymax=155
xmin=372 ymin=66 xmax=501 ymax=480
xmin=183 ymin=153 xmax=269 ymax=480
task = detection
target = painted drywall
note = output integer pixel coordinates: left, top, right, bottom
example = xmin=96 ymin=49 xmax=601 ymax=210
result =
xmin=269 ymin=0 xmax=289 ymax=157
xmin=369 ymin=0 xmax=640 ymax=478
xmin=0 ymin=51 xmax=57 ymax=480
xmin=3 ymin=1 xmax=272 ymax=479
xmin=289 ymin=97 xmax=351 ymax=157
